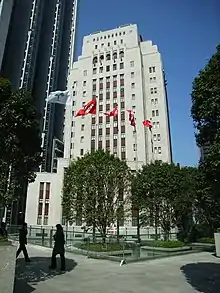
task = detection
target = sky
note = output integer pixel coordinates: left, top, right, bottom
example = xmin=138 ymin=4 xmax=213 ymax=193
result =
xmin=74 ymin=0 xmax=220 ymax=166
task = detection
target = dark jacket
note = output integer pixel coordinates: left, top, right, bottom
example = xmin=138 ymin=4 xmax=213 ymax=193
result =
xmin=19 ymin=227 xmax=27 ymax=245
xmin=53 ymin=230 xmax=65 ymax=254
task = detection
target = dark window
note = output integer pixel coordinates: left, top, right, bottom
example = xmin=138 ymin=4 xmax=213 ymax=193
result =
xmin=120 ymin=89 xmax=124 ymax=97
xmin=120 ymin=79 xmax=124 ymax=86
xmin=120 ymin=63 xmax=124 ymax=69
xmin=80 ymin=149 xmax=84 ymax=156
xmin=121 ymin=102 xmax=125 ymax=109
xmin=91 ymin=129 xmax=95 ymax=136
xmin=106 ymin=128 xmax=110 ymax=135
xmin=113 ymin=139 xmax=117 ymax=147
xmin=106 ymin=92 xmax=110 ymax=99
xmin=44 ymin=203 xmax=49 ymax=216
xmin=106 ymin=82 xmax=110 ymax=88
xmin=39 ymin=182 xmax=44 ymax=199
xmin=106 ymin=116 xmax=110 ymax=123
xmin=99 ymin=128 xmax=102 ymax=135
xmin=106 ymin=65 xmax=110 ymax=72
xmin=93 ymin=84 xmax=96 ymax=90
xmin=121 ymin=138 xmax=125 ymax=146
xmin=92 ymin=117 xmax=96 ymax=124
xmin=121 ymin=125 xmax=125 ymax=133
xmin=106 ymin=104 xmax=110 ymax=111
xmin=99 ymin=116 xmax=103 ymax=124
xmin=99 ymin=83 xmax=103 ymax=90
xmin=98 ymin=141 xmax=102 ymax=149
xmin=121 ymin=152 xmax=126 ymax=160
xmin=121 ymin=111 xmax=125 ymax=121
xmin=113 ymin=80 xmax=117 ymax=87
xmin=113 ymin=92 xmax=117 ymax=98
xmin=113 ymin=127 xmax=118 ymax=134
xmin=45 ymin=183 xmax=50 ymax=199
xmin=106 ymin=140 xmax=110 ymax=147
xmin=99 ymin=105 xmax=103 ymax=111
xmin=99 ymin=93 xmax=103 ymax=101
xmin=38 ymin=203 xmax=43 ymax=215
xmin=91 ymin=141 xmax=95 ymax=152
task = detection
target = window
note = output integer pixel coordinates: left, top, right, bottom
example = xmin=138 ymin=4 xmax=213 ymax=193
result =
xmin=83 ymin=91 xmax=86 ymax=97
xmin=106 ymin=65 xmax=110 ymax=72
xmin=113 ymin=64 xmax=117 ymax=71
xmin=157 ymin=134 xmax=161 ymax=141
xmin=108 ymin=42 xmax=110 ymax=46
xmin=153 ymin=134 xmax=157 ymax=141
xmin=100 ymin=67 xmax=103 ymax=73
xmin=120 ymin=63 xmax=124 ymax=69
xmin=114 ymin=40 xmax=116 ymax=45
xmin=158 ymin=147 xmax=162 ymax=154
xmin=39 ymin=182 xmax=44 ymax=200
xmin=155 ymin=98 xmax=158 ymax=104
xmin=43 ymin=216 xmax=48 ymax=225
xmin=45 ymin=183 xmax=50 ymax=200
xmin=37 ymin=216 xmax=42 ymax=225
xmin=131 ymin=83 xmax=135 ymax=88
xmin=80 ymin=136 xmax=84 ymax=143
xmin=154 ymin=87 xmax=157 ymax=94
xmin=83 ymin=81 xmax=86 ymax=86
xmin=156 ymin=110 xmax=159 ymax=116
xmin=150 ymin=76 xmax=156 ymax=82
xmin=95 ymin=45 xmax=98 ymax=49
xmin=150 ymin=88 xmax=154 ymax=94
xmin=38 ymin=203 xmax=43 ymax=215
xmin=83 ymin=70 xmax=87 ymax=76
xmin=132 ymin=94 xmax=135 ymax=100
xmin=130 ymin=61 xmax=134 ymax=67
xmin=121 ymin=151 xmax=126 ymax=160
xmin=154 ymin=147 xmax=158 ymax=154
xmin=92 ymin=79 xmax=96 ymax=84
xmin=80 ymin=149 xmax=84 ymax=156
xmin=131 ymin=72 xmax=134 ymax=78
xmin=73 ymin=91 xmax=76 ymax=96
xmin=156 ymin=121 xmax=160 ymax=128
xmin=121 ymin=39 xmax=123 ymax=44
xmin=81 ymin=124 xmax=85 ymax=131
xmin=44 ymin=203 xmax=49 ymax=216
xmin=149 ymin=66 xmax=156 ymax=73
xmin=152 ymin=110 xmax=155 ymax=117
xmin=106 ymin=53 xmax=111 ymax=60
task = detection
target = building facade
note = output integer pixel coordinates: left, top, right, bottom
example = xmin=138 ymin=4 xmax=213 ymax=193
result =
xmin=64 ymin=24 xmax=172 ymax=168
xmin=1 ymin=0 xmax=78 ymax=172
xmin=0 ymin=0 xmax=13 ymax=69
xmin=25 ymin=24 xmax=173 ymax=235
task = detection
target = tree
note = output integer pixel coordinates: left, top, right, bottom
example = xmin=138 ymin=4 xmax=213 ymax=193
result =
xmin=132 ymin=161 xmax=197 ymax=240
xmin=191 ymin=44 xmax=220 ymax=233
xmin=0 ymin=80 xmax=42 ymax=207
xmin=62 ymin=149 xmax=131 ymax=243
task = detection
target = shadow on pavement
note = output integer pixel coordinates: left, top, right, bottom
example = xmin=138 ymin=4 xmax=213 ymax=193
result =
xmin=181 ymin=262 xmax=220 ymax=293
xmin=13 ymin=256 xmax=77 ymax=293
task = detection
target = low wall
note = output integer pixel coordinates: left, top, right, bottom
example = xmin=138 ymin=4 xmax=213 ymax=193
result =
xmin=0 ymin=241 xmax=16 ymax=293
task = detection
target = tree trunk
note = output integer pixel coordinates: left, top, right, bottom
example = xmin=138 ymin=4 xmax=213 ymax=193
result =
xmin=92 ymin=222 xmax=96 ymax=243
xmin=116 ymin=217 xmax=119 ymax=243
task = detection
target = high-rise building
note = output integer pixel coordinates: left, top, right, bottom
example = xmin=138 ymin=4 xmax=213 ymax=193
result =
xmin=25 ymin=24 xmax=173 ymax=234
xmin=64 ymin=24 xmax=172 ymax=169
xmin=0 ymin=0 xmax=14 ymax=69
xmin=1 ymin=0 xmax=78 ymax=172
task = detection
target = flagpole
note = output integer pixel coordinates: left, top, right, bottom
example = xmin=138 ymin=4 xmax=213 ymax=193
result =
xmin=40 ymin=99 xmax=49 ymax=172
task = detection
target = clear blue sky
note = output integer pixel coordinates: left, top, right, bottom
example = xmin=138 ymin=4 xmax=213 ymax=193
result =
xmin=75 ymin=0 xmax=220 ymax=166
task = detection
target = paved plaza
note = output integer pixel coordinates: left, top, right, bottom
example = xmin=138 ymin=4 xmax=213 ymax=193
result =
xmin=13 ymin=244 xmax=220 ymax=293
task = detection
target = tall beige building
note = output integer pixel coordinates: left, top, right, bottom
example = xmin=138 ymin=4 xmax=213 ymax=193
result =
xmin=64 ymin=24 xmax=172 ymax=168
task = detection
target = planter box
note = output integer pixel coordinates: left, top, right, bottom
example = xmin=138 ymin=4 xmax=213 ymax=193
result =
xmin=214 ymin=233 xmax=220 ymax=257
xmin=0 ymin=241 xmax=17 ymax=293
xmin=141 ymin=245 xmax=191 ymax=252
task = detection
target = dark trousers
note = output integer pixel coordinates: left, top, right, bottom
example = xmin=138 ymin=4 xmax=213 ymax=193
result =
xmin=51 ymin=249 xmax=65 ymax=270
xmin=16 ymin=244 xmax=29 ymax=261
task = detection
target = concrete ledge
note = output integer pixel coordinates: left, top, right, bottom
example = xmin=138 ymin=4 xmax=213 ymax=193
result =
xmin=141 ymin=246 xmax=191 ymax=252
xmin=0 ymin=241 xmax=17 ymax=293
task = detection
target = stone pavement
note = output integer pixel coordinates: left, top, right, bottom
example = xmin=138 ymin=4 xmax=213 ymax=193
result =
xmin=13 ymin=244 xmax=220 ymax=293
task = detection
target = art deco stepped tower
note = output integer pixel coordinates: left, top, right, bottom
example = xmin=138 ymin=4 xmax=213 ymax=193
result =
xmin=64 ymin=24 xmax=172 ymax=170
xmin=1 ymin=0 xmax=78 ymax=172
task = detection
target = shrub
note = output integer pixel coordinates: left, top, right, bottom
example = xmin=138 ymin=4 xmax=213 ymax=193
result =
xmin=141 ymin=240 xmax=184 ymax=248
xmin=197 ymin=237 xmax=215 ymax=244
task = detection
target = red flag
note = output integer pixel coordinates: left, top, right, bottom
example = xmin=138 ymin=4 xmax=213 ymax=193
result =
xmin=75 ymin=99 xmax=96 ymax=117
xmin=127 ymin=110 xmax=136 ymax=127
xmin=104 ymin=105 xmax=118 ymax=117
xmin=143 ymin=119 xmax=152 ymax=130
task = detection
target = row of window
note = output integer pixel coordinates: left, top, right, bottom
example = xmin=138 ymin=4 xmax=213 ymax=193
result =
xmin=93 ymin=63 xmax=124 ymax=74
xmin=83 ymin=61 xmax=134 ymax=76
xmin=93 ymin=51 xmax=124 ymax=62
xmin=92 ymin=30 xmax=127 ymax=42
xmin=94 ymin=38 xmax=124 ymax=49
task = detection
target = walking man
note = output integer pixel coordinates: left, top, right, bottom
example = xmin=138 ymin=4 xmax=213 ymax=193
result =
xmin=49 ymin=224 xmax=66 ymax=271
xmin=16 ymin=222 xmax=30 ymax=262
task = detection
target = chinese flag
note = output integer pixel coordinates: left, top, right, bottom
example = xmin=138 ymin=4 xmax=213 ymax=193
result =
xmin=127 ymin=110 xmax=136 ymax=127
xmin=143 ymin=119 xmax=152 ymax=130
xmin=75 ymin=99 xmax=96 ymax=117
xmin=104 ymin=105 xmax=118 ymax=117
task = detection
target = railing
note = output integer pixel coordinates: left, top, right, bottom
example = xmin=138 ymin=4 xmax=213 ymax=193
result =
xmin=7 ymin=225 xmax=194 ymax=263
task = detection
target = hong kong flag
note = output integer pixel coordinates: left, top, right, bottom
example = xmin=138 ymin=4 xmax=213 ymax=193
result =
xmin=104 ymin=105 xmax=118 ymax=117
xmin=127 ymin=110 xmax=136 ymax=127
xmin=75 ymin=99 xmax=97 ymax=117
xmin=143 ymin=119 xmax=152 ymax=130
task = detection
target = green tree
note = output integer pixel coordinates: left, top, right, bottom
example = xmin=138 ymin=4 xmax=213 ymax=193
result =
xmin=63 ymin=149 xmax=131 ymax=243
xmin=132 ymin=161 xmax=197 ymax=240
xmin=191 ymin=44 xmax=220 ymax=233
xmin=0 ymin=82 xmax=42 ymax=207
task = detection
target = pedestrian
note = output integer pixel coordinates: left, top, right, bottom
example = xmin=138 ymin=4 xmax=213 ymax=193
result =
xmin=16 ymin=222 xmax=30 ymax=262
xmin=0 ymin=221 xmax=8 ymax=238
xmin=49 ymin=224 xmax=66 ymax=271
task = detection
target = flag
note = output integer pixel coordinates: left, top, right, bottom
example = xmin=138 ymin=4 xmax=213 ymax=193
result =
xmin=75 ymin=99 xmax=97 ymax=117
xmin=104 ymin=105 xmax=118 ymax=117
xmin=143 ymin=119 xmax=152 ymax=130
xmin=127 ymin=110 xmax=136 ymax=127
xmin=47 ymin=90 xmax=70 ymax=104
